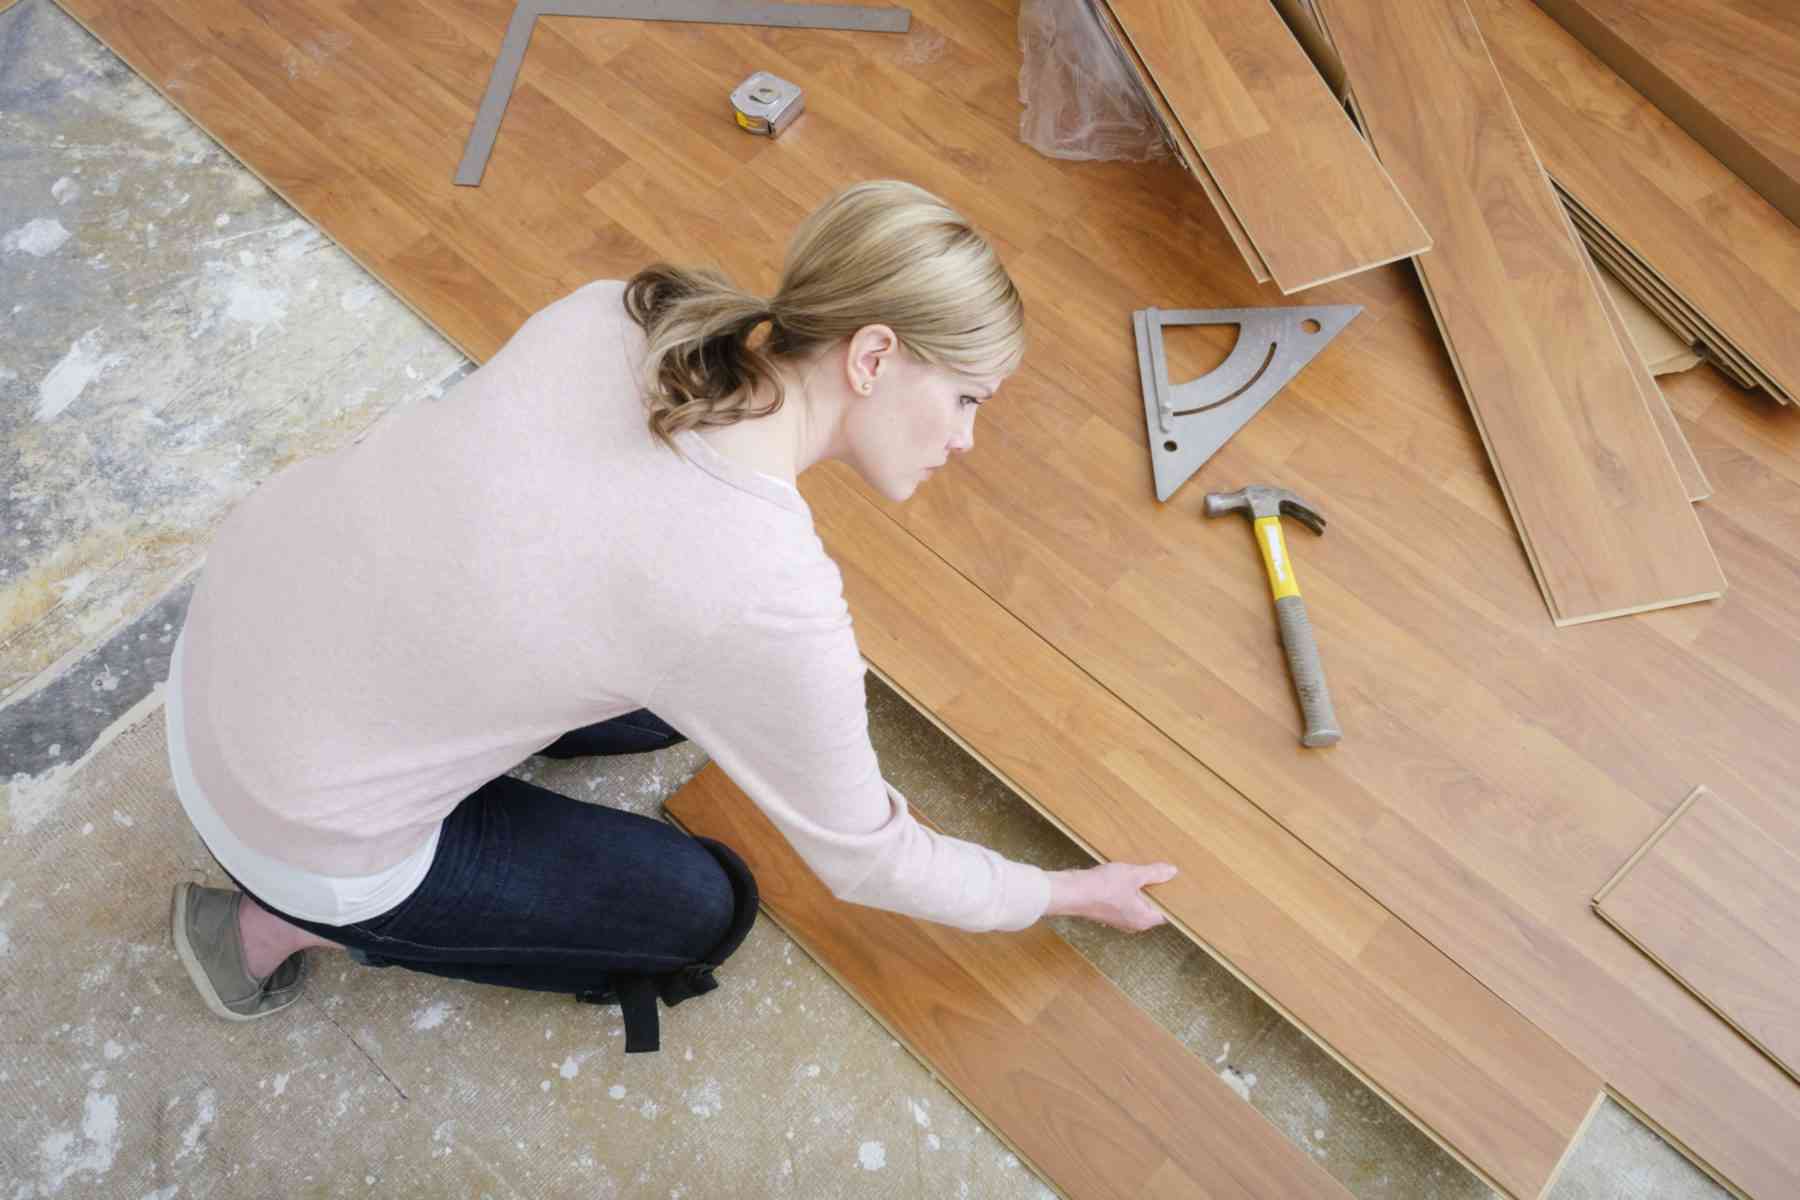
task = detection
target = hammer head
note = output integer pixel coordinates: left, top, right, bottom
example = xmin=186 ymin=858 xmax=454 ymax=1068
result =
xmin=1202 ymin=485 xmax=1327 ymax=535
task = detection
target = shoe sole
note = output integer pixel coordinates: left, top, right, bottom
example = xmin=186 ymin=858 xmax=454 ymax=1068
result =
xmin=171 ymin=883 xmax=293 ymax=1023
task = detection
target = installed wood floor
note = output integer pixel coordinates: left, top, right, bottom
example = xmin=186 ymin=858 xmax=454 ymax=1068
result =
xmin=1471 ymin=0 xmax=1800 ymax=407
xmin=1595 ymin=787 xmax=1800 ymax=1089
xmin=58 ymin=0 xmax=1800 ymax=1196
xmin=1532 ymin=0 xmax=1800 ymax=231
xmin=666 ymin=764 xmax=1358 ymax=1200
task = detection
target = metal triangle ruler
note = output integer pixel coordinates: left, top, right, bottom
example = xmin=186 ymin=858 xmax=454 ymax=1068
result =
xmin=1135 ymin=304 xmax=1361 ymax=502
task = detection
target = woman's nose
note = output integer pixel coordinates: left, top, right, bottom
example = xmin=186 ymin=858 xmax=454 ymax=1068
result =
xmin=950 ymin=416 xmax=976 ymax=454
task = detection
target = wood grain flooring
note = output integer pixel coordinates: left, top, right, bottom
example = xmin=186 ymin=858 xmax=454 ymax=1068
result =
xmin=55 ymin=0 xmax=1800 ymax=1195
xmin=1103 ymin=0 xmax=1427 ymax=293
xmin=1531 ymin=0 xmax=1800 ymax=231
xmin=664 ymin=763 xmax=1360 ymax=1200
xmin=1318 ymin=0 xmax=1722 ymax=626
xmin=1472 ymin=0 xmax=1800 ymax=405
xmin=1586 ymin=249 xmax=1710 ymax=502
xmin=803 ymin=466 xmax=1600 ymax=1200
xmin=1595 ymin=786 xmax=1800 ymax=1088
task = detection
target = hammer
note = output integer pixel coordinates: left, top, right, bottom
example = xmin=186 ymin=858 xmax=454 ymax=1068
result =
xmin=1204 ymin=485 xmax=1342 ymax=748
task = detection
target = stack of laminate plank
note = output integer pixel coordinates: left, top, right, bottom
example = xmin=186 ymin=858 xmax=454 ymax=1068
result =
xmin=1267 ymin=0 xmax=1800 ymax=408
xmin=1531 ymin=0 xmax=1800 ymax=233
xmin=1599 ymin=268 xmax=1701 ymax=378
xmin=1271 ymin=0 xmax=1727 ymax=624
xmin=1468 ymin=0 xmax=1800 ymax=406
xmin=1085 ymin=0 xmax=1428 ymax=294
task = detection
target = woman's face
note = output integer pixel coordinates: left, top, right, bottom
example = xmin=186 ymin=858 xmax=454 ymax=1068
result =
xmin=841 ymin=330 xmax=1003 ymax=503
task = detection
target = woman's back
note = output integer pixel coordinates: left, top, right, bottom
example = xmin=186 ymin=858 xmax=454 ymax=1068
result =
xmin=177 ymin=280 xmax=836 ymax=878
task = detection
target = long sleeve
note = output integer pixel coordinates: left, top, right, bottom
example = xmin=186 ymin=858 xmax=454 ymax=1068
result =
xmin=645 ymin=563 xmax=1052 ymax=934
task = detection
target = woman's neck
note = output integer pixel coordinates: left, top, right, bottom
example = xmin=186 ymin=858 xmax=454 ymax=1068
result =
xmin=696 ymin=358 xmax=840 ymax=484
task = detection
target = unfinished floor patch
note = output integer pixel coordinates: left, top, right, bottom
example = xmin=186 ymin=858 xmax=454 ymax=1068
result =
xmin=0 ymin=0 xmax=466 ymax=696
xmin=0 ymin=703 xmax=1060 ymax=1197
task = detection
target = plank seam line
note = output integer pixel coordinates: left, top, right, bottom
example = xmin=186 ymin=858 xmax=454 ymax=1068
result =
xmin=830 ymin=478 xmax=1594 ymax=1072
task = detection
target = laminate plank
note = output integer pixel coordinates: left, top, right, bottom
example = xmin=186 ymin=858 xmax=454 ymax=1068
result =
xmin=1595 ymin=787 xmax=1800 ymax=1087
xmin=1104 ymin=0 xmax=1428 ymax=293
xmin=1472 ymin=0 xmax=1800 ymax=404
xmin=1317 ymin=0 xmax=1722 ymax=625
xmin=1087 ymin=0 xmax=1273 ymax=284
xmin=1585 ymin=250 xmax=1711 ymax=502
xmin=1530 ymin=0 xmax=1800 ymax=229
xmin=1577 ymin=229 xmax=1768 ymax=395
xmin=663 ymin=764 xmax=1358 ymax=1200
xmin=1568 ymin=210 xmax=1777 ymax=398
xmin=1268 ymin=0 xmax=1346 ymax=97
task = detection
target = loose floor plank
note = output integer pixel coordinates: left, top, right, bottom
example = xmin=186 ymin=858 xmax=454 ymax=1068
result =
xmin=1586 ymin=252 xmax=1710 ymax=502
xmin=1531 ymin=0 xmax=1800 ymax=231
xmin=1595 ymin=787 xmax=1800 ymax=1088
xmin=1471 ymin=0 xmax=1800 ymax=405
xmin=1102 ymin=0 xmax=1427 ymax=293
xmin=52 ymin=0 xmax=1800 ymax=1196
xmin=1085 ymin=0 xmax=1272 ymax=284
xmin=664 ymin=764 xmax=1358 ymax=1200
xmin=1317 ymin=0 xmax=1721 ymax=625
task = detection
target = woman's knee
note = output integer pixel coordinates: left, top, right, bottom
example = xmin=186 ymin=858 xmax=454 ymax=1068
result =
xmin=663 ymin=836 xmax=738 ymax=959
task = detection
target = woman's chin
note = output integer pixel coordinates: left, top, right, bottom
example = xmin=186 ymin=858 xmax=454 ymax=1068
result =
xmin=868 ymin=471 xmax=921 ymax=503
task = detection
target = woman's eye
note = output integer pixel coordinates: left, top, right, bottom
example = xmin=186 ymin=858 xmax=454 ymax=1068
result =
xmin=960 ymin=395 xmax=982 ymax=408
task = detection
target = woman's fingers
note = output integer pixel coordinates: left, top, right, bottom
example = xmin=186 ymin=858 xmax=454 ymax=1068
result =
xmin=1130 ymin=863 xmax=1175 ymax=931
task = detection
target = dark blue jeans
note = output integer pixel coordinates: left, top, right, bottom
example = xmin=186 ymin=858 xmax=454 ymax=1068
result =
xmin=231 ymin=711 xmax=736 ymax=996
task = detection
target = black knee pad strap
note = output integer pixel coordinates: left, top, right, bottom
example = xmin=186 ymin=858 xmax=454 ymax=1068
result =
xmin=577 ymin=834 xmax=759 ymax=1054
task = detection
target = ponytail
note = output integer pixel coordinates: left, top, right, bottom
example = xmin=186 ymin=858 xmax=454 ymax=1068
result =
xmin=625 ymin=181 xmax=1025 ymax=452
xmin=623 ymin=265 xmax=792 ymax=450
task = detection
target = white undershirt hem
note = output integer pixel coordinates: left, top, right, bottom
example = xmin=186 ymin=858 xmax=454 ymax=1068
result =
xmin=166 ymin=627 xmax=439 ymax=927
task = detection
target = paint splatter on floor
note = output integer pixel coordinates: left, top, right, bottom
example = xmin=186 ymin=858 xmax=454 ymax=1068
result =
xmin=5 ymin=216 xmax=73 ymax=256
xmin=410 ymin=1000 xmax=453 ymax=1031
xmin=1220 ymin=1066 xmax=1258 ymax=1102
xmin=37 ymin=1088 xmax=120 ymax=1194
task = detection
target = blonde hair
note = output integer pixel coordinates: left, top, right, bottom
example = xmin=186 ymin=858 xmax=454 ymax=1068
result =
xmin=623 ymin=180 xmax=1024 ymax=450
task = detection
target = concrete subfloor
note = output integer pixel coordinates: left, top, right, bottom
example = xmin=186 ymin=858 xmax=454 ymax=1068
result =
xmin=0 ymin=2 xmax=1731 ymax=1195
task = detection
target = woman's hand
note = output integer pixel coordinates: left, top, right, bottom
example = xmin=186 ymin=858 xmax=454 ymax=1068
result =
xmin=1044 ymin=862 xmax=1178 ymax=932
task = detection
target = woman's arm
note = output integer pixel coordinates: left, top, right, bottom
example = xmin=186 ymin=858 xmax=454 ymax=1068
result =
xmin=644 ymin=573 xmax=1054 ymax=932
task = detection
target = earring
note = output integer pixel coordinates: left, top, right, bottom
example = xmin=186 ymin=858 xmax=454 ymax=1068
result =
xmin=861 ymin=383 xmax=872 ymax=393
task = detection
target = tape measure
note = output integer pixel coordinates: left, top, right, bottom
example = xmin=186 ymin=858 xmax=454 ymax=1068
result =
xmin=731 ymin=72 xmax=805 ymax=138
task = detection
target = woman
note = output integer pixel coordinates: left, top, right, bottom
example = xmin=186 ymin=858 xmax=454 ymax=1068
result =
xmin=168 ymin=180 xmax=1177 ymax=1037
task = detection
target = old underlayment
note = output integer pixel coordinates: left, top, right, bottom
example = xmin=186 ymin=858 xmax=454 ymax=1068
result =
xmin=0 ymin=2 xmax=1735 ymax=1196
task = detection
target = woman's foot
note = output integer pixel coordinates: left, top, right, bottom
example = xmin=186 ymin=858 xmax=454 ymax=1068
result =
xmin=171 ymin=883 xmax=307 ymax=1021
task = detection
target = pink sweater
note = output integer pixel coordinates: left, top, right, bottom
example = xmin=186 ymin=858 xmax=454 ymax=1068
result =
xmin=176 ymin=280 xmax=1051 ymax=933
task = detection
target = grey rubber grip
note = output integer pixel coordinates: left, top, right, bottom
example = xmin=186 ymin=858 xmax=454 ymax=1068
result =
xmin=1274 ymin=594 xmax=1342 ymax=747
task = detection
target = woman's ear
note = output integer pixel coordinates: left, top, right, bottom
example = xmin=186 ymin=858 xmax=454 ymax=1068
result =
xmin=847 ymin=324 xmax=898 ymax=394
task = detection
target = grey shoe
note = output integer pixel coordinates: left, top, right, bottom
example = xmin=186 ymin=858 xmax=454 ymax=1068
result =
xmin=172 ymin=883 xmax=306 ymax=1021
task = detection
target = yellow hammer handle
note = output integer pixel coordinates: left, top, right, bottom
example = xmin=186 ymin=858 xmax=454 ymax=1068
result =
xmin=1254 ymin=516 xmax=1301 ymax=601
